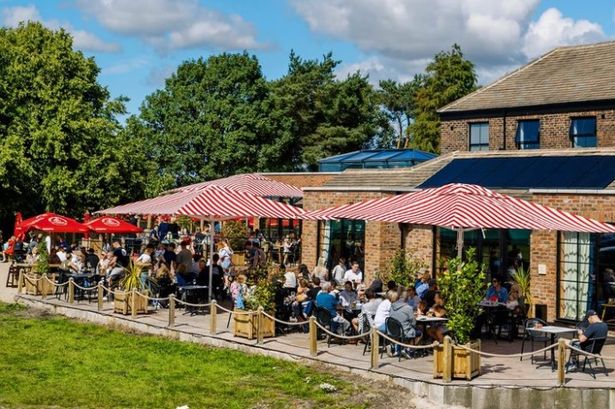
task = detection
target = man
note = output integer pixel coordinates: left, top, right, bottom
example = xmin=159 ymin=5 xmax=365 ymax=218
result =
xmin=85 ymin=248 xmax=100 ymax=274
xmin=416 ymin=271 xmax=431 ymax=299
xmin=343 ymin=261 xmax=363 ymax=286
xmin=423 ymin=279 xmax=438 ymax=309
xmin=389 ymin=291 xmax=421 ymax=357
xmin=315 ymin=281 xmax=350 ymax=335
xmin=108 ymin=239 xmax=129 ymax=287
xmin=163 ymin=243 xmax=177 ymax=269
xmin=567 ymin=310 xmax=609 ymax=371
xmin=331 ymin=258 xmax=346 ymax=286
xmin=176 ymin=240 xmax=193 ymax=271
xmin=307 ymin=277 xmax=322 ymax=301
xmin=486 ymin=277 xmax=508 ymax=303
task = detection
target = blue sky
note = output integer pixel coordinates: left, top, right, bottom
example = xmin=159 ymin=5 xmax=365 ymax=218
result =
xmin=2 ymin=0 xmax=615 ymax=116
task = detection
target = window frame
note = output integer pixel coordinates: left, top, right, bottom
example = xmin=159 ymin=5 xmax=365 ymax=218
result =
xmin=515 ymin=119 xmax=540 ymax=150
xmin=469 ymin=122 xmax=489 ymax=151
xmin=569 ymin=116 xmax=597 ymax=148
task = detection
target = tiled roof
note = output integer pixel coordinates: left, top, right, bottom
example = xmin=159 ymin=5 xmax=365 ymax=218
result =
xmin=317 ymin=148 xmax=615 ymax=191
xmin=439 ymin=41 xmax=615 ymax=113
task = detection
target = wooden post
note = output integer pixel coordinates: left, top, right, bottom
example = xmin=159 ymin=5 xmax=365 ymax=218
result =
xmin=41 ymin=275 xmax=48 ymax=299
xmin=131 ymin=288 xmax=137 ymax=318
xmin=168 ymin=294 xmax=175 ymax=327
xmin=68 ymin=278 xmax=75 ymax=304
xmin=557 ymin=338 xmax=566 ymax=386
xmin=370 ymin=327 xmax=379 ymax=369
xmin=17 ymin=269 xmax=23 ymax=294
xmin=97 ymin=281 xmax=104 ymax=311
xmin=309 ymin=316 xmax=318 ymax=357
xmin=443 ymin=335 xmax=453 ymax=383
xmin=256 ymin=307 xmax=264 ymax=344
xmin=210 ymin=300 xmax=217 ymax=335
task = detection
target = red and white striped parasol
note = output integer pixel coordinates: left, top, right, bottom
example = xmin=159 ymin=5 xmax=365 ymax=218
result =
xmin=166 ymin=173 xmax=303 ymax=198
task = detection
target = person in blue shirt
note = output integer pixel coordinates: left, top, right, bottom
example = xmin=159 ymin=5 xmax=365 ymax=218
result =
xmin=315 ymin=282 xmax=350 ymax=334
xmin=486 ymin=277 xmax=509 ymax=302
xmin=416 ymin=270 xmax=431 ymax=299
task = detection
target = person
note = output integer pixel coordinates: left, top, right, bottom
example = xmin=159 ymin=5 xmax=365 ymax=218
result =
xmin=230 ymin=274 xmax=248 ymax=309
xmin=85 ymin=248 xmax=100 ymax=274
xmin=282 ymin=266 xmax=297 ymax=290
xmin=567 ymin=310 xmax=609 ymax=371
xmin=298 ymin=264 xmax=310 ymax=281
xmin=307 ymin=276 xmax=322 ymax=301
xmin=339 ymin=281 xmax=358 ymax=320
xmin=56 ymin=246 xmax=68 ymax=263
xmin=343 ymin=261 xmax=363 ymax=286
xmin=486 ymin=277 xmax=509 ymax=302
xmin=416 ymin=271 xmax=431 ymax=299
xmin=405 ymin=286 xmax=421 ymax=309
xmin=506 ymin=285 xmax=520 ymax=310
xmin=292 ymin=278 xmax=311 ymax=320
xmin=176 ymin=240 xmax=193 ymax=271
xmin=26 ymin=246 xmax=39 ymax=264
xmin=282 ymin=235 xmax=292 ymax=265
xmin=163 ymin=243 xmax=177 ymax=270
xmin=315 ymin=281 xmax=350 ymax=335
xmin=374 ymin=291 xmax=394 ymax=332
xmin=423 ymin=279 xmax=438 ymax=309
xmin=389 ymin=291 xmax=421 ymax=356
xmin=252 ymin=241 xmax=267 ymax=268
xmin=108 ymin=239 xmax=129 ymax=288
xmin=218 ymin=239 xmax=233 ymax=272
xmin=354 ymin=288 xmax=382 ymax=333
xmin=331 ymin=258 xmax=346 ymax=286
xmin=368 ymin=278 xmax=383 ymax=294
xmin=426 ymin=303 xmax=448 ymax=343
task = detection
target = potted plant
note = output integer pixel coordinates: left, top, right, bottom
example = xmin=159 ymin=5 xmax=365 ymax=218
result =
xmin=512 ymin=264 xmax=533 ymax=318
xmin=233 ymin=277 xmax=276 ymax=340
xmin=113 ymin=260 xmax=149 ymax=315
xmin=434 ymin=248 xmax=486 ymax=380
xmin=26 ymin=242 xmax=55 ymax=296
xmin=222 ymin=220 xmax=247 ymax=266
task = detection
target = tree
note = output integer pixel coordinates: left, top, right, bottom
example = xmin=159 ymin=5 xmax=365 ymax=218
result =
xmin=262 ymin=51 xmax=387 ymax=171
xmin=409 ymin=44 xmax=477 ymax=153
xmin=128 ymin=53 xmax=274 ymax=196
xmin=377 ymin=78 xmax=422 ymax=149
xmin=0 ymin=22 xmax=145 ymax=221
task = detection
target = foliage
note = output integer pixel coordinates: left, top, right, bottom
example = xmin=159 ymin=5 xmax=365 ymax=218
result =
xmin=244 ymin=279 xmax=276 ymax=312
xmin=380 ymin=249 xmax=427 ymax=288
xmin=512 ymin=264 xmax=533 ymax=313
xmin=119 ymin=260 xmax=144 ymax=291
xmin=0 ymin=302 xmax=398 ymax=409
xmin=33 ymin=241 xmax=49 ymax=275
xmin=437 ymin=248 xmax=486 ymax=344
xmin=175 ymin=215 xmax=193 ymax=231
xmin=0 ymin=22 xmax=147 ymax=220
xmin=377 ymin=79 xmax=421 ymax=149
xmin=409 ymin=44 xmax=477 ymax=153
xmin=221 ymin=220 xmax=247 ymax=251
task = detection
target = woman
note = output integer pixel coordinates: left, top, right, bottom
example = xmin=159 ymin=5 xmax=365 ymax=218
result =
xmin=218 ymin=239 xmax=233 ymax=290
xmin=292 ymin=278 xmax=311 ymax=321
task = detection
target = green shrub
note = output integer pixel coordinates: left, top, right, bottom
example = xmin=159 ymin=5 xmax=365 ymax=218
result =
xmin=379 ymin=249 xmax=427 ymax=288
xmin=34 ymin=241 xmax=49 ymax=274
xmin=221 ymin=220 xmax=247 ymax=251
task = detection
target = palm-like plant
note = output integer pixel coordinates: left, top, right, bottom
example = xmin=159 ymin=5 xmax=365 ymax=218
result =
xmin=119 ymin=260 xmax=144 ymax=291
xmin=512 ymin=264 xmax=532 ymax=316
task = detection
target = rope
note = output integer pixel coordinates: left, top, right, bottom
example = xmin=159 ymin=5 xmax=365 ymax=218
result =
xmin=216 ymin=304 xmax=257 ymax=316
xmin=261 ymin=311 xmax=307 ymax=326
xmin=453 ymin=342 xmax=558 ymax=358
xmin=41 ymin=275 xmax=69 ymax=287
xmin=313 ymin=320 xmax=366 ymax=340
xmin=72 ymin=282 xmax=99 ymax=291
xmin=23 ymin=275 xmax=41 ymax=285
xmin=566 ymin=341 xmax=615 ymax=361
xmin=376 ymin=330 xmax=440 ymax=350
xmin=173 ymin=298 xmax=212 ymax=308
xmin=148 ymin=296 xmax=171 ymax=302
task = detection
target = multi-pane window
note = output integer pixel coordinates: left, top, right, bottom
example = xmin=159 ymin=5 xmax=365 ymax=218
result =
xmin=515 ymin=120 xmax=540 ymax=149
xmin=570 ymin=117 xmax=597 ymax=148
xmin=469 ymin=122 xmax=489 ymax=151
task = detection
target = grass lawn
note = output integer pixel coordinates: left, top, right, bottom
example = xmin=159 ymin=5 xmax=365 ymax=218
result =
xmin=0 ymin=302 xmax=413 ymax=409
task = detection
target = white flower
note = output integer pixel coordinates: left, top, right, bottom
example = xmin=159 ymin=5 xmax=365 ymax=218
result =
xmin=319 ymin=383 xmax=337 ymax=393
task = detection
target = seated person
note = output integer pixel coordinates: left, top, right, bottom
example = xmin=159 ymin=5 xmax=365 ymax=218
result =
xmin=374 ymin=291 xmax=394 ymax=332
xmin=486 ymin=277 xmax=509 ymax=303
xmin=315 ymin=281 xmax=350 ymax=335
xmin=389 ymin=292 xmax=422 ymax=356
xmin=154 ymin=262 xmax=176 ymax=301
xmin=368 ymin=278 xmax=383 ymax=294
xmin=405 ymin=286 xmax=421 ymax=309
xmin=426 ymin=296 xmax=448 ymax=342
xmin=415 ymin=271 xmax=431 ymax=299
xmin=568 ymin=309 xmax=609 ymax=370
xmin=281 ymin=265 xmax=297 ymax=290
xmin=353 ymin=288 xmax=382 ymax=333
xmin=292 ymin=278 xmax=311 ymax=320
xmin=175 ymin=263 xmax=196 ymax=287
xmin=386 ymin=280 xmax=397 ymax=292
xmin=339 ymin=281 xmax=358 ymax=313
xmin=343 ymin=262 xmax=363 ymax=287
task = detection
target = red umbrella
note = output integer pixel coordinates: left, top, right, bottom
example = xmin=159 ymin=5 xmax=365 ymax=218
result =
xmin=20 ymin=212 xmax=89 ymax=234
xmin=85 ymin=216 xmax=143 ymax=234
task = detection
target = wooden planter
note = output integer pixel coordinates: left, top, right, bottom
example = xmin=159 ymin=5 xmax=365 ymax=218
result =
xmin=434 ymin=339 xmax=481 ymax=381
xmin=24 ymin=274 xmax=56 ymax=296
xmin=233 ymin=309 xmax=275 ymax=340
xmin=231 ymin=253 xmax=246 ymax=267
xmin=113 ymin=290 xmax=149 ymax=315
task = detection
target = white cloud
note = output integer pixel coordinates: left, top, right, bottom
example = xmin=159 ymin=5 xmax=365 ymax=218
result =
xmin=335 ymin=56 xmax=429 ymax=85
xmin=76 ymin=0 xmax=264 ymax=52
xmin=522 ymin=8 xmax=605 ymax=59
xmin=2 ymin=5 xmax=120 ymax=53
xmin=292 ymin=1 xmax=607 ymax=85
xmin=102 ymin=56 xmax=149 ymax=75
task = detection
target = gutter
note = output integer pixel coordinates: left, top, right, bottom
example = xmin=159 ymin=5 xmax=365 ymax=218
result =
xmin=530 ymin=189 xmax=615 ymax=195
xmin=302 ymin=186 xmax=420 ymax=193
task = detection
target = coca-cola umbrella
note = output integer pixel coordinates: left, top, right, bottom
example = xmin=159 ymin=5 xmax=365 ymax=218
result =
xmin=85 ymin=216 xmax=143 ymax=234
xmin=20 ymin=212 xmax=89 ymax=234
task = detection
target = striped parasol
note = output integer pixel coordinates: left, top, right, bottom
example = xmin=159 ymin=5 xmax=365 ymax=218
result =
xmin=165 ymin=173 xmax=303 ymax=198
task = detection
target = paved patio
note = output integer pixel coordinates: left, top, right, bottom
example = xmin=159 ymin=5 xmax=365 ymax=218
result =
xmin=2 ymin=263 xmax=615 ymax=408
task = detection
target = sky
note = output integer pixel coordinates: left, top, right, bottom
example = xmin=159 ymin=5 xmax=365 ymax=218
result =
xmin=2 ymin=0 xmax=615 ymax=116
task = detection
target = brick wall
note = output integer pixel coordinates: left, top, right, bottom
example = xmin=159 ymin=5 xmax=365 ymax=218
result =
xmin=440 ymin=109 xmax=615 ymax=154
xmin=264 ymin=173 xmax=337 ymax=188
xmin=530 ymin=193 xmax=615 ymax=321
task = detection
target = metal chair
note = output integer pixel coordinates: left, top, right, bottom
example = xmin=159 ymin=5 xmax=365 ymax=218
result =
xmin=383 ymin=317 xmax=408 ymax=362
xmin=361 ymin=314 xmax=372 ymax=356
xmin=520 ymin=318 xmax=549 ymax=363
xmin=315 ymin=307 xmax=334 ymax=348
xmin=567 ymin=337 xmax=609 ymax=379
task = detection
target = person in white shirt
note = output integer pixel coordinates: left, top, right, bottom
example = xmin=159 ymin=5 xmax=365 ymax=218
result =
xmin=331 ymin=257 xmax=346 ymax=286
xmin=283 ymin=268 xmax=297 ymax=289
xmin=56 ymin=247 xmax=67 ymax=263
xmin=374 ymin=291 xmax=394 ymax=332
xmin=343 ymin=261 xmax=363 ymax=286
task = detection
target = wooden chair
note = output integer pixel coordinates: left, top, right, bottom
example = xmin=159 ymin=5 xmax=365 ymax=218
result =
xmin=5 ymin=264 xmax=19 ymax=288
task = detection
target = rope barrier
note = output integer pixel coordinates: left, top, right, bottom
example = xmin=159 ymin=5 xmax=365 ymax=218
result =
xmin=313 ymin=320 xmax=366 ymax=340
xmin=453 ymin=342 xmax=558 ymax=358
xmin=72 ymin=282 xmax=99 ymax=291
xmin=216 ymin=304 xmax=257 ymax=316
xmin=147 ymin=296 xmax=171 ymax=302
xmin=23 ymin=275 xmax=41 ymax=285
xmin=261 ymin=311 xmax=308 ymax=326
xmin=565 ymin=341 xmax=615 ymax=361
xmin=173 ymin=298 xmax=212 ymax=308
xmin=376 ymin=330 xmax=440 ymax=350
xmin=41 ymin=276 xmax=69 ymax=287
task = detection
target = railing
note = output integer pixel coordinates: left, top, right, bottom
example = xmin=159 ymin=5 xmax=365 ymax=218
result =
xmin=14 ymin=271 xmax=615 ymax=386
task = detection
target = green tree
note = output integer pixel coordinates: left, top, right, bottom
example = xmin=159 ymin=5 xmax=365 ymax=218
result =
xmin=377 ymin=79 xmax=420 ymax=149
xmin=128 ymin=53 xmax=273 ymax=196
xmin=262 ymin=51 xmax=387 ymax=171
xmin=409 ymin=44 xmax=477 ymax=153
xmin=0 ymin=22 xmax=144 ymax=219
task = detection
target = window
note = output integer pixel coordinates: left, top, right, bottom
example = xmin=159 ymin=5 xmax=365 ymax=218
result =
xmin=317 ymin=220 xmax=365 ymax=271
xmin=469 ymin=122 xmax=489 ymax=151
xmin=570 ymin=117 xmax=597 ymax=148
xmin=515 ymin=120 xmax=540 ymax=149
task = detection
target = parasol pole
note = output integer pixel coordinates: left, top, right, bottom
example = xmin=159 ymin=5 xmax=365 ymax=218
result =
xmin=456 ymin=228 xmax=464 ymax=260
xmin=209 ymin=219 xmax=214 ymax=302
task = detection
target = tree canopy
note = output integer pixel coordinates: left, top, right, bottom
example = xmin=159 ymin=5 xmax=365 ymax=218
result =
xmin=0 ymin=22 xmax=145 ymax=221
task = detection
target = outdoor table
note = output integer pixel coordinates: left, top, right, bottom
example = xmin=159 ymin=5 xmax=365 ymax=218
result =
xmin=601 ymin=303 xmax=615 ymax=320
xmin=528 ymin=325 xmax=577 ymax=371
xmin=180 ymin=285 xmax=209 ymax=315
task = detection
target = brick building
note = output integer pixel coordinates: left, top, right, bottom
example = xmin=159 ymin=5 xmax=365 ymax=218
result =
xmin=300 ymin=41 xmax=615 ymax=324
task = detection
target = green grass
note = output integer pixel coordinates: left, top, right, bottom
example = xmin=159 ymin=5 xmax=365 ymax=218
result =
xmin=0 ymin=302 xmax=387 ymax=409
